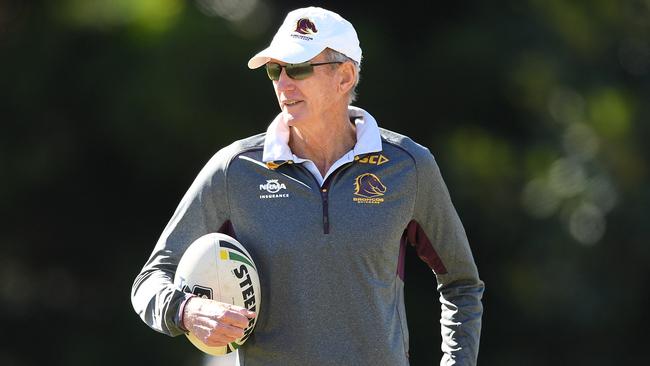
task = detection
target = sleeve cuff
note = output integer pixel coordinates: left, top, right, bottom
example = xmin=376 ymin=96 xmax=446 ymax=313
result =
xmin=174 ymin=292 xmax=196 ymax=333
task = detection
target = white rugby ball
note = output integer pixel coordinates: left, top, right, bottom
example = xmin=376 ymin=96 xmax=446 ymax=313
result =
xmin=174 ymin=233 xmax=261 ymax=355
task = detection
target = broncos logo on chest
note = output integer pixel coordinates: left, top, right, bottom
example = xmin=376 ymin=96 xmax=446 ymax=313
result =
xmin=353 ymin=173 xmax=387 ymax=198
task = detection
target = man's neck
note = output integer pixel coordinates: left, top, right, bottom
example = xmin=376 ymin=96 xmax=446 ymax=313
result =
xmin=288 ymin=111 xmax=357 ymax=177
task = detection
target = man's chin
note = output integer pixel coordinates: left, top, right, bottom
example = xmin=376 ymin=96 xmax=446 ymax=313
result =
xmin=282 ymin=111 xmax=303 ymax=127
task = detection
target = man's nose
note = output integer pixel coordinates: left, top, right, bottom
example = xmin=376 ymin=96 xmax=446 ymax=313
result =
xmin=276 ymin=68 xmax=295 ymax=91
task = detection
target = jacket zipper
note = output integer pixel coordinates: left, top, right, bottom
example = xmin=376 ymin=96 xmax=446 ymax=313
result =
xmin=321 ymin=185 xmax=330 ymax=234
xmin=308 ymin=162 xmax=355 ymax=235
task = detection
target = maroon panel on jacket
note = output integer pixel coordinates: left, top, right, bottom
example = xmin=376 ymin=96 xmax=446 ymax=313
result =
xmin=400 ymin=220 xmax=448 ymax=276
xmin=397 ymin=233 xmax=408 ymax=280
xmin=218 ymin=220 xmax=237 ymax=239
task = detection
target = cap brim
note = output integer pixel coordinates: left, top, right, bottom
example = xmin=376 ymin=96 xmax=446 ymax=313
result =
xmin=247 ymin=41 xmax=326 ymax=69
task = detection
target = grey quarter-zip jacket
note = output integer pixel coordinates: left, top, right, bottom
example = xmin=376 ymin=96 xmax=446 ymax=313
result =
xmin=132 ymin=111 xmax=484 ymax=366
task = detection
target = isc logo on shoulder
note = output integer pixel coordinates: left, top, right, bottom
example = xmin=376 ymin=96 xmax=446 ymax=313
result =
xmin=357 ymin=154 xmax=389 ymax=165
xmin=259 ymin=179 xmax=289 ymax=199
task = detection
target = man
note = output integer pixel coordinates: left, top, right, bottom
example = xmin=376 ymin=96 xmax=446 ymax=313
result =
xmin=131 ymin=6 xmax=484 ymax=366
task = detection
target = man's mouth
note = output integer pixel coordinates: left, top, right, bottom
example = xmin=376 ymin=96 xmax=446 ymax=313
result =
xmin=283 ymin=99 xmax=302 ymax=106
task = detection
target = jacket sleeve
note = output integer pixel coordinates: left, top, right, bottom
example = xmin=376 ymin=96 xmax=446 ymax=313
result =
xmin=409 ymin=148 xmax=484 ymax=366
xmin=130 ymin=148 xmax=232 ymax=337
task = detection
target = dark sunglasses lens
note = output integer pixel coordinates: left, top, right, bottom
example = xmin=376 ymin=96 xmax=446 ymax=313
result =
xmin=266 ymin=63 xmax=281 ymax=80
xmin=286 ymin=63 xmax=313 ymax=80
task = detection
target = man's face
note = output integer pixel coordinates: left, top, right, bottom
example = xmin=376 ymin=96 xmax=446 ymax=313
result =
xmin=270 ymin=53 xmax=342 ymax=127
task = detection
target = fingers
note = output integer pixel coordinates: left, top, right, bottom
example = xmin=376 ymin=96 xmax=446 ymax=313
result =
xmin=192 ymin=325 xmax=227 ymax=347
xmin=185 ymin=298 xmax=256 ymax=327
xmin=221 ymin=303 xmax=257 ymax=318
xmin=215 ymin=321 xmax=246 ymax=339
xmin=192 ymin=321 xmax=243 ymax=347
xmin=202 ymin=323 xmax=245 ymax=347
xmin=240 ymin=307 xmax=257 ymax=319
xmin=218 ymin=304 xmax=256 ymax=329
xmin=184 ymin=299 xmax=257 ymax=348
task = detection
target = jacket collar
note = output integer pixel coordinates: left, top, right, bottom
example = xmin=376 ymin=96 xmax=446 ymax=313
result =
xmin=262 ymin=106 xmax=382 ymax=168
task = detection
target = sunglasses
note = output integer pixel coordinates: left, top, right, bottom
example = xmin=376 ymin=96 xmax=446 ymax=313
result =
xmin=265 ymin=61 xmax=342 ymax=81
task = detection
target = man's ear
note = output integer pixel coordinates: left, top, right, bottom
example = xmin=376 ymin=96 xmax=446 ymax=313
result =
xmin=337 ymin=61 xmax=356 ymax=95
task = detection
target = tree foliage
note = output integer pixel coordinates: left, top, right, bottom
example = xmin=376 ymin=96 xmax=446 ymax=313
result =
xmin=1 ymin=1 xmax=648 ymax=365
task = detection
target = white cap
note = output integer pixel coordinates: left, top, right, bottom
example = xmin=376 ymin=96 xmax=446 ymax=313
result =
xmin=247 ymin=7 xmax=362 ymax=69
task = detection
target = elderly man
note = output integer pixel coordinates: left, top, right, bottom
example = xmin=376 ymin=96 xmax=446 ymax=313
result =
xmin=132 ymin=6 xmax=484 ymax=366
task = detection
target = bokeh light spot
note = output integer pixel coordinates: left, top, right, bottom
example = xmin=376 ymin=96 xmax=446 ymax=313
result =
xmin=57 ymin=0 xmax=184 ymax=33
xmin=196 ymin=0 xmax=258 ymax=22
xmin=588 ymin=88 xmax=632 ymax=140
xmin=548 ymin=158 xmax=586 ymax=198
xmin=563 ymin=122 xmax=599 ymax=161
xmin=522 ymin=178 xmax=561 ymax=218
xmin=569 ymin=202 xmax=606 ymax=245
xmin=585 ymin=175 xmax=618 ymax=213
xmin=447 ymin=128 xmax=516 ymax=184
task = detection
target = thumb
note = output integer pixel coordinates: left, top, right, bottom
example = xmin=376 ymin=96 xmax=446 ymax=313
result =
xmin=241 ymin=307 xmax=256 ymax=318
xmin=225 ymin=303 xmax=256 ymax=318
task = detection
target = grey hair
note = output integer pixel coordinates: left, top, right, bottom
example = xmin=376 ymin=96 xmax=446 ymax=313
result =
xmin=322 ymin=48 xmax=361 ymax=104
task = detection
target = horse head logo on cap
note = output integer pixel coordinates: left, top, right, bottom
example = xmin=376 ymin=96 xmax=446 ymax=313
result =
xmin=295 ymin=18 xmax=318 ymax=35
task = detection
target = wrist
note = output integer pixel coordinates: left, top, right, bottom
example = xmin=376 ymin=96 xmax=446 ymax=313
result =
xmin=177 ymin=293 xmax=196 ymax=332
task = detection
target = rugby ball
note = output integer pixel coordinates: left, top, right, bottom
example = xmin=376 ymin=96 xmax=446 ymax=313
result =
xmin=174 ymin=233 xmax=261 ymax=355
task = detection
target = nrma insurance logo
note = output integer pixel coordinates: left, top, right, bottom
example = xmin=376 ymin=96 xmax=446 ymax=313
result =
xmin=259 ymin=179 xmax=289 ymax=199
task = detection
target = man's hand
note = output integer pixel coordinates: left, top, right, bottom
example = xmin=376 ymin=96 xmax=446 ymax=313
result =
xmin=183 ymin=296 xmax=256 ymax=347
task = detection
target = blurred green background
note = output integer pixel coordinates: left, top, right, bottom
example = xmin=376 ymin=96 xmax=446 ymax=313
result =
xmin=1 ymin=0 xmax=649 ymax=365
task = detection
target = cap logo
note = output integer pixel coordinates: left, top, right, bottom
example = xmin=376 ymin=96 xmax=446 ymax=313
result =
xmin=294 ymin=18 xmax=317 ymax=35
